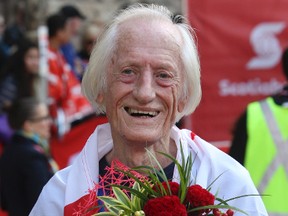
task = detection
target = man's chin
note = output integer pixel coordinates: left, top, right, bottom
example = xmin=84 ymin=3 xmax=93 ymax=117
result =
xmin=123 ymin=130 xmax=159 ymax=144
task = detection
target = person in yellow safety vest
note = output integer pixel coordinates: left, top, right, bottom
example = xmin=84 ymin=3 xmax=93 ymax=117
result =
xmin=229 ymin=48 xmax=288 ymax=216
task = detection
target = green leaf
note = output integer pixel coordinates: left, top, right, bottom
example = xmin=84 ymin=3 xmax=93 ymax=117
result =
xmin=112 ymin=187 xmax=132 ymax=209
xmin=130 ymin=182 xmax=146 ymax=211
xmin=158 ymin=150 xmax=191 ymax=203
xmin=206 ymin=171 xmax=226 ymax=191
xmin=216 ymin=193 xmax=264 ymax=205
xmin=97 ymin=196 xmax=131 ymax=213
xmin=188 ymin=204 xmax=248 ymax=215
xmin=146 ymin=149 xmax=170 ymax=184
xmin=94 ymin=212 xmax=117 ymax=216
xmin=132 ymin=166 xmax=167 ymax=197
xmin=105 ymin=204 xmax=128 ymax=214
xmin=112 ymin=184 xmax=149 ymax=202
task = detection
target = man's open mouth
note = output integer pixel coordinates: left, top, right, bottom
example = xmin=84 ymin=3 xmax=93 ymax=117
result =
xmin=124 ymin=107 xmax=159 ymax=118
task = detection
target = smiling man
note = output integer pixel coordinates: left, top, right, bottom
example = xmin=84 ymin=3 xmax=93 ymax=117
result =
xmin=30 ymin=4 xmax=268 ymax=216
xmin=101 ymin=17 xmax=185 ymax=168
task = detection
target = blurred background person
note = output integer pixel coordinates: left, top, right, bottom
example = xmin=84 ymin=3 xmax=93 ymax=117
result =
xmin=229 ymin=48 xmax=288 ymax=215
xmin=46 ymin=13 xmax=93 ymax=137
xmin=77 ymin=22 xmax=103 ymax=80
xmin=0 ymin=39 xmax=40 ymax=147
xmin=0 ymin=97 xmax=57 ymax=216
xmin=59 ymin=5 xmax=85 ymax=80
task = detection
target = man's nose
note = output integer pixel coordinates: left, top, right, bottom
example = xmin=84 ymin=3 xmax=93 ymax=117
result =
xmin=133 ymin=71 xmax=156 ymax=103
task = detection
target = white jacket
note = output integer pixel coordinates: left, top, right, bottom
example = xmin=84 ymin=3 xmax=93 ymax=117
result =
xmin=30 ymin=123 xmax=268 ymax=216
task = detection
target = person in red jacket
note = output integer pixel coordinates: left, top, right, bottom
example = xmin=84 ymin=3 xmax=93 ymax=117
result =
xmin=46 ymin=13 xmax=93 ymax=137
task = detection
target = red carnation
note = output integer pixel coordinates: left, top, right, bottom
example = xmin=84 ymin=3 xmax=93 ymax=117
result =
xmin=186 ymin=184 xmax=215 ymax=216
xmin=162 ymin=181 xmax=180 ymax=195
xmin=144 ymin=195 xmax=187 ymax=216
xmin=153 ymin=181 xmax=180 ymax=195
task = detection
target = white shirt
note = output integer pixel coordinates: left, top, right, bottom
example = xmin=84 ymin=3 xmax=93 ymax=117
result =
xmin=30 ymin=123 xmax=268 ymax=216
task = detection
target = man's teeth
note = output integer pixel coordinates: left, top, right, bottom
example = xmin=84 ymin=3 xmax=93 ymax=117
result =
xmin=126 ymin=108 xmax=158 ymax=117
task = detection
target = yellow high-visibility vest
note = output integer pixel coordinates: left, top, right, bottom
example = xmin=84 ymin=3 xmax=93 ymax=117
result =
xmin=245 ymin=97 xmax=288 ymax=216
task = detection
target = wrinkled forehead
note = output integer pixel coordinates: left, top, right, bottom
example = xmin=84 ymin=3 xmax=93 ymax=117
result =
xmin=116 ymin=18 xmax=182 ymax=52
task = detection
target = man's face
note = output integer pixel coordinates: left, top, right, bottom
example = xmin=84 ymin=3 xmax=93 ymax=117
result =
xmin=59 ymin=24 xmax=72 ymax=45
xmin=68 ymin=17 xmax=82 ymax=35
xmin=100 ymin=19 xmax=186 ymax=144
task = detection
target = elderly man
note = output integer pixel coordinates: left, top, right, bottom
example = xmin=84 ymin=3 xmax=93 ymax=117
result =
xmin=30 ymin=4 xmax=267 ymax=216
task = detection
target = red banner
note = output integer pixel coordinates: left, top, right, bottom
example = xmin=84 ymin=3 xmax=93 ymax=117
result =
xmin=51 ymin=116 xmax=108 ymax=169
xmin=184 ymin=0 xmax=288 ymax=151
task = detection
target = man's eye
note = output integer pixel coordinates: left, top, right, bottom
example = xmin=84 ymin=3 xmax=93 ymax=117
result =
xmin=118 ymin=69 xmax=136 ymax=83
xmin=121 ymin=69 xmax=134 ymax=75
xmin=155 ymin=71 xmax=176 ymax=87
xmin=156 ymin=72 xmax=172 ymax=79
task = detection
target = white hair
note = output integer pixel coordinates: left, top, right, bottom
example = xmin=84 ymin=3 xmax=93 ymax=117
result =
xmin=81 ymin=3 xmax=201 ymax=122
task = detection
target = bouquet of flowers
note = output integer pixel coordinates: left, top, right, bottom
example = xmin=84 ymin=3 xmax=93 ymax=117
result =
xmin=77 ymin=145 xmax=251 ymax=216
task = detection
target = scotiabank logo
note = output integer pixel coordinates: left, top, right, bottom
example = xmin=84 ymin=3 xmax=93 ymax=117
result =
xmin=246 ymin=22 xmax=286 ymax=70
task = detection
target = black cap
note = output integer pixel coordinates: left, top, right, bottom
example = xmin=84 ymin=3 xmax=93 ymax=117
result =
xmin=60 ymin=5 xmax=85 ymax=19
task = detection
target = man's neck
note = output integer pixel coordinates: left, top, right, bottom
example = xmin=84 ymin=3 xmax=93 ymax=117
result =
xmin=49 ymin=38 xmax=61 ymax=50
xmin=105 ymin=138 xmax=177 ymax=169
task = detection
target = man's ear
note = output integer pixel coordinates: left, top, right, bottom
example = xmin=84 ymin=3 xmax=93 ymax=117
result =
xmin=96 ymin=93 xmax=104 ymax=104
xmin=177 ymin=98 xmax=187 ymax=113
